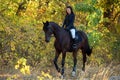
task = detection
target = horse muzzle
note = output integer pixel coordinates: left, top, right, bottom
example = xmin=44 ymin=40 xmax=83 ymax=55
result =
xmin=45 ymin=34 xmax=51 ymax=43
xmin=45 ymin=37 xmax=50 ymax=42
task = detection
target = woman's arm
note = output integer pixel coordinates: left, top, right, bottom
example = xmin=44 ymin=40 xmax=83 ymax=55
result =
xmin=68 ymin=14 xmax=75 ymax=27
xmin=62 ymin=16 xmax=66 ymax=28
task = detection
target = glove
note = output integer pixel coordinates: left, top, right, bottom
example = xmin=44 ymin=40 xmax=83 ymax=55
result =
xmin=66 ymin=27 xmax=70 ymax=30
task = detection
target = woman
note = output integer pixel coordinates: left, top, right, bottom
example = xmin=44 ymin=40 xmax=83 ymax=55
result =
xmin=62 ymin=6 xmax=77 ymax=49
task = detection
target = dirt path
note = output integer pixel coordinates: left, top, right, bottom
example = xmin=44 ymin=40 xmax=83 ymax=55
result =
xmin=48 ymin=63 xmax=120 ymax=80
xmin=0 ymin=63 xmax=120 ymax=80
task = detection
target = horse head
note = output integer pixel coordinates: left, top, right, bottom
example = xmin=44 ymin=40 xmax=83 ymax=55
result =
xmin=43 ymin=21 xmax=53 ymax=42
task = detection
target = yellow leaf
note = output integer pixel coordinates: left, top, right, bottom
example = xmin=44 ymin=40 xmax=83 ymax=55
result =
xmin=11 ymin=41 xmax=15 ymax=51
xmin=20 ymin=68 xmax=25 ymax=74
xmin=15 ymin=65 xmax=19 ymax=69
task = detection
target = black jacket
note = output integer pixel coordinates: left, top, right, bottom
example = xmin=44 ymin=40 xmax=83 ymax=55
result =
xmin=62 ymin=13 xmax=75 ymax=30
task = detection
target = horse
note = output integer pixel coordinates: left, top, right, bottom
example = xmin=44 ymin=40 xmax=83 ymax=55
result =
xmin=43 ymin=21 xmax=92 ymax=78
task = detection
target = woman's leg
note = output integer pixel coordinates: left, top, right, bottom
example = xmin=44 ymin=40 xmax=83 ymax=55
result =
xmin=70 ymin=29 xmax=77 ymax=48
xmin=70 ymin=29 xmax=75 ymax=39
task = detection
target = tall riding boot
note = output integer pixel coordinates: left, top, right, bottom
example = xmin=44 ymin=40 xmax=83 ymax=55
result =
xmin=72 ymin=38 xmax=77 ymax=49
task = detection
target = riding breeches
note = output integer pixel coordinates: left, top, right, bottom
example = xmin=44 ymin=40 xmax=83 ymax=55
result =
xmin=70 ymin=29 xmax=76 ymax=39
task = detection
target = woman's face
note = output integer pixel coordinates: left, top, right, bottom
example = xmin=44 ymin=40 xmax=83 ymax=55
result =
xmin=66 ymin=8 xmax=71 ymax=14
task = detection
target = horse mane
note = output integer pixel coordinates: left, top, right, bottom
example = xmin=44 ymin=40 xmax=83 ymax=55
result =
xmin=49 ymin=22 xmax=62 ymax=30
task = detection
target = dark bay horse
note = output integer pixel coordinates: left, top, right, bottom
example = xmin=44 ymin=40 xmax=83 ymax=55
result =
xmin=43 ymin=21 xmax=92 ymax=77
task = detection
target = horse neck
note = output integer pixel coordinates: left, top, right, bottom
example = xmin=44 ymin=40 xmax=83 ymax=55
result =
xmin=50 ymin=22 xmax=63 ymax=39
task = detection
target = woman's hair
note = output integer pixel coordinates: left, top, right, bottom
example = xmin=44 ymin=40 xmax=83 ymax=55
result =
xmin=66 ymin=6 xmax=74 ymax=15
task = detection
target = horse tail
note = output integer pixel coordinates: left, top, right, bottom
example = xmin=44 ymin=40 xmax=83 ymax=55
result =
xmin=78 ymin=31 xmax=92 ymax=56
xmin=85 ymin=41 xmax=92 ymax=56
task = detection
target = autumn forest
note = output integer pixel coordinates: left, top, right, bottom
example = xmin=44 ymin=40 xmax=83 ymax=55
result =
xmin=0 ymin=0 xmax=120 ymax=80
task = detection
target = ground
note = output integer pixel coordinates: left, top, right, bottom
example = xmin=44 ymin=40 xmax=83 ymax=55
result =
xmin=0 ymin=62 xmax=120 ymax=80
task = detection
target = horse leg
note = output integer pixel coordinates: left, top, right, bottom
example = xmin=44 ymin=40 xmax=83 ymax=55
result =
xmin=72 ymin=51 xmax=77 ymax=77
xmin=82 ymin=50 xmax=87 ymax=71
xmin=54 ymin=50 xmax=61 ymax=72
xmin=61 ymin=52 xmax=66 ymax=78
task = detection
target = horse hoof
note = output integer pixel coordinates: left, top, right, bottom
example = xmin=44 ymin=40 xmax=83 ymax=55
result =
xmin=57 ymin=72 xmax=61 ymax=77
xmin=81 ymin=70 xmax=85 ymax=75
xmin=82 ymin=68 xmax=85 ymax=71
xmin=61 ymin=75 xmax=64 ymax=79
xmin=72 ymin=71 xmax=76 ymax=77
xmin=57 ymin=68 xmax=61 ymax=72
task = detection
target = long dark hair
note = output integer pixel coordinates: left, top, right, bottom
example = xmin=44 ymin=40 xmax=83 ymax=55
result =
xmin=66 ymin=6 xmax=74 ymax=15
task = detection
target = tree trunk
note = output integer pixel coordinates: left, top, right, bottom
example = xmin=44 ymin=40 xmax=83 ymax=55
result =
xmin=103 ymin=1 xmax=117 ymax=33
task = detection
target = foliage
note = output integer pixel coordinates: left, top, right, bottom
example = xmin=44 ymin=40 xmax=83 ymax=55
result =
xmin=75 ymin=0 xmax=102 ymax=27
xmin=75 ymin=0 xmax=120 ymax=64
xmin=15 ymin=57 xmax=30 ymax=75
xmin=0 ymin=0 xmax=120 ymax=79
xmin=37 ymin=71 xmax=52 ymax=80
xmin=7 ymin=74 xmax=19 ymax=80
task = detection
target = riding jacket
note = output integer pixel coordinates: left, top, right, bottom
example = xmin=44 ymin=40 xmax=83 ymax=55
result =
xmin=62 ymin=13 xmax=75 ymax=30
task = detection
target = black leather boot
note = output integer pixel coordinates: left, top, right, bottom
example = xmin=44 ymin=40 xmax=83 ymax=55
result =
xmin=72 ymin=38 xmax=77 ymax=49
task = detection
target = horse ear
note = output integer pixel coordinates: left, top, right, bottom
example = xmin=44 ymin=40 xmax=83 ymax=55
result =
xmin=46 ymin=21 xmax=49 ymax=26
xmin=43 ymin=22 xmax=45 ymax=25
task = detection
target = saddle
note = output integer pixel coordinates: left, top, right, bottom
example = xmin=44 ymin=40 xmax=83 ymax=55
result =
xmin=65 ymin=29 xmax=82 ymax=44
xmin=74 ymin=31 xmax=82 ymax=43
